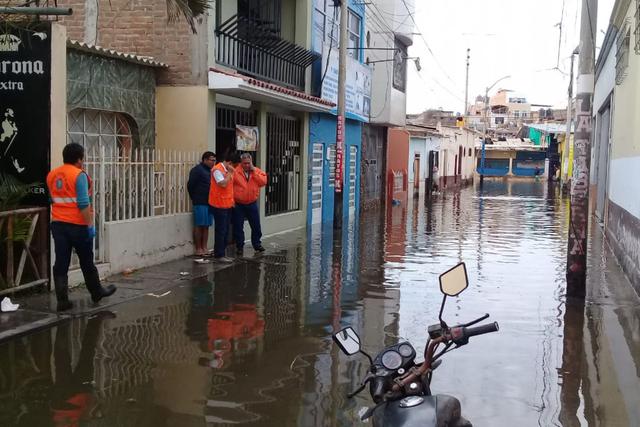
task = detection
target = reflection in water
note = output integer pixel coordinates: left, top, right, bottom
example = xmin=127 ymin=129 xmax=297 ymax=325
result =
xmin=0 ymin=182 xmax=639 ymax=426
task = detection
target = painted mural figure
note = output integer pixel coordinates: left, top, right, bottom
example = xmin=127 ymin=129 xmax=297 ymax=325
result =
xmin=0 ymin=108 xmax=25 ymax=175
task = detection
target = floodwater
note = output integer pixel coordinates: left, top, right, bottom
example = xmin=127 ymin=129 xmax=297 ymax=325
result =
xmin=1 ymin=181 xmax=640 ymax=426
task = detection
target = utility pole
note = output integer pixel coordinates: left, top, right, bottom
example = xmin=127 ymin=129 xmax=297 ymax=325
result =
xmin=566 ymin=0 xmax=597 ymax=297
xmin=562 ymin=47 xmax=579 ymax=190
xmin=333 ymin=0 xmax=348 ymax=229
xmin=464 ymin=48 xmax=470 ymax=117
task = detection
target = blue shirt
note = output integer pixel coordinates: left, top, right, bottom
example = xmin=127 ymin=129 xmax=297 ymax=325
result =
xmin=76 ymin=172 xmax=90 ymax=209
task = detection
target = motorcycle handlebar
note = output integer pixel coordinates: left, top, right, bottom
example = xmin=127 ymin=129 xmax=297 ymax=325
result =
xmin=465 ymin=321 xmax=499 ymax=338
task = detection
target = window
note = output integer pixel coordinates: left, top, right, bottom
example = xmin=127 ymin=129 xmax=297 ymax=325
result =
xmin=393 ymin=39 xmax=408 ymax=92
xmin=616 ymin=20 xmax=631 ymax=84
xmin=313 ymin=0 xmax=334 ymax=52
xmin=67 ymin=109 xmax=137 ymax=159
xmin=347 ymin=11 xmax=361 ymax=59
xmin=495 ymin=117 xmax=504 ymax=125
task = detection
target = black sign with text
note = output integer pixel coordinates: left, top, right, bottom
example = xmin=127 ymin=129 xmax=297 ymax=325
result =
xmin=0 ymin=23 xmax=51 ymax=206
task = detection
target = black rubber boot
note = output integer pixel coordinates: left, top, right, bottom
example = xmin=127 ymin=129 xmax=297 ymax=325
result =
xmin=54 ymin=276 xmax=73 ymax=312
xmin=91 ymin=284 xmax=117 ymax=304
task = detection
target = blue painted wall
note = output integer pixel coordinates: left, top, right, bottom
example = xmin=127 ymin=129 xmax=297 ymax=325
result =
xmin=308 ymin=113 xmax=362 ymax=224
xmin=308 ymin=1 xmax=365 ymax=225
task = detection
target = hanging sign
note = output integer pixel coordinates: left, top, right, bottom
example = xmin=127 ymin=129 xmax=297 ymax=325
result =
xmin=0 ymin=23 xmax=51 ymax=206
xmin=335 ymin=115 xmax=344 ymax=193
xmin=236 ymin=125 xmax=259 ymax=151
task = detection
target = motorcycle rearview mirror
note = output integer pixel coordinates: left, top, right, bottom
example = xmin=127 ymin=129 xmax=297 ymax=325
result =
xmin=333 ymin=327 xmax=362 ymax=356
xmin=333 ymin=327 xmax=374 ymax=365
xmin=438 ymin=262 xmax=469 ymax=327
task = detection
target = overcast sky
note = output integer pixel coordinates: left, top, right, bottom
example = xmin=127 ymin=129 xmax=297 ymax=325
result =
xmin=404 ymin=0 xmax=615 ymax=114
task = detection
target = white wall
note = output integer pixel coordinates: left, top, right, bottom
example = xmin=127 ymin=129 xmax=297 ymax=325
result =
xmin=366 ymin=0 xmax=414 ymax=127
xmin=105 ymin=214 xmax=194 ymax=273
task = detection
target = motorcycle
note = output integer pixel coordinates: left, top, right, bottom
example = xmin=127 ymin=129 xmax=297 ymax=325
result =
xmin=333 ymin=262 xmax=499 ymax=426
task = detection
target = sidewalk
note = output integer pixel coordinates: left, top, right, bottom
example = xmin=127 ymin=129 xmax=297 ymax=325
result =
xmin=0 ymin=256 xmax=237 ymax=343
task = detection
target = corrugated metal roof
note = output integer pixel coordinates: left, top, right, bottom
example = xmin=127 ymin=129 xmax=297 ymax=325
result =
xmin=526 ymin=123 xmax=572 ymax=134
xmin=67 ymin=40 xmax=168 ymax=68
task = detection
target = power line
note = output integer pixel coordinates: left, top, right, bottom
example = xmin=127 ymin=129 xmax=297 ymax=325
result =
xmin=399 ymin=0 xmax=461 ymax=91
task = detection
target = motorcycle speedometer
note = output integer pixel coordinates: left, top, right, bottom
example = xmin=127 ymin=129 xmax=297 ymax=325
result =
xmin=381 ymin=350 xmax=403 ymax=370
xmin=398 ymin=343 xmax=413 ymax=357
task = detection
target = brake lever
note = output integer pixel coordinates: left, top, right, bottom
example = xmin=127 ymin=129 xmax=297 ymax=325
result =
xmin=347 ymin=383 xmax=366 ymax=398
xmin=348 ymin=374 xmax=372 ymax=398
xmin=461 ymin=313 xmax=489 ymax=328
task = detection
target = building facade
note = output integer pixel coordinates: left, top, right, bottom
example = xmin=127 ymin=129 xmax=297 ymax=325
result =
xmin=1 ymin=0 xmax=339 ymax=282
xmin=361 ymin=0 xmax=415 ymax=209
xmin=307 ymin=0 xmax=370 ymax=225
xmin=592 ymin=0 xmax=640 ymax=293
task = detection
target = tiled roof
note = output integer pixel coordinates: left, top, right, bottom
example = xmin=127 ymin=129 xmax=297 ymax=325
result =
xmin=68 ymin=40 xmax=168 ymax=68
xmin=209 ymin=67 xmax=335 ymax=107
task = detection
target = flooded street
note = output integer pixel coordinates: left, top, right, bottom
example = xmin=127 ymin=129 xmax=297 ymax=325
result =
xmin=1 ymin=181 xmax=640 ymax=426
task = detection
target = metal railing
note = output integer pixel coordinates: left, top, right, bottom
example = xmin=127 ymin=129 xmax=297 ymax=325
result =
xmin=82 ymin=146 xmax=200 ymax=263
xmin=215 ymin=15 xmax=319 ymax=91
xmin=0 ymin=207 xmax=49 ymax=295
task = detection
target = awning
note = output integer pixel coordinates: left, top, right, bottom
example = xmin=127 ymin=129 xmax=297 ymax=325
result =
xmin=208 ymin=68 xmax=335 ymax=113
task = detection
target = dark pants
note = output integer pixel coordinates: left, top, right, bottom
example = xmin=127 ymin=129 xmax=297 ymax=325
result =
xmin=212 ymin=207 xmax=232 ymax=258
xmin=51 ymin=221 xmax=101 ymax=297
xmin=232 ymin=201 xmax=262 ymax=250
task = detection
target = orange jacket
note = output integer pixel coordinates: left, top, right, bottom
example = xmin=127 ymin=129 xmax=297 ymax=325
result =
xmin=209 ymin=163 xmax=234 ymax=209
xmin=233 ymin=166 xmax=267 ymax=205
xmin=46 ymin=164 xmax=92 ymax=225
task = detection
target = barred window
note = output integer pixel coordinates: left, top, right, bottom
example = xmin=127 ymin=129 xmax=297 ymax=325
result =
xmin=616 ymin=20 xmax=631 ymax=85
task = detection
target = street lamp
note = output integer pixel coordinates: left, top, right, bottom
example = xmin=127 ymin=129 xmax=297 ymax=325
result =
xmin=480 ymin=75 xmax=510 ymax=185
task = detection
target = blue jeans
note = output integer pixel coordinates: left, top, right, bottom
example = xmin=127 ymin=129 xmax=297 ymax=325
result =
xmin=232 ymin=201 xmax=262 ymax=250
xmin=51 ymin=221 xmax=101 ymax=296
xmin=211 ymin=207 xmax=231 ymax=258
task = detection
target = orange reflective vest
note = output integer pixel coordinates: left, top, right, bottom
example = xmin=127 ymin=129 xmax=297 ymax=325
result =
xmin=46 ymin=164 xmax=92 ymax=225
xmin=208 ymin=163 xmax=234 ymax=209
xmin=233 ymin=166 xmax=267 ymax=205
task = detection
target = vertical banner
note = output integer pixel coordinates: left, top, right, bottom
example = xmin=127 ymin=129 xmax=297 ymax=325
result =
xmin=0 ymin=23 xmax=52 ymax=206
xmin=335 ymin=115 xmax=344 ymax=193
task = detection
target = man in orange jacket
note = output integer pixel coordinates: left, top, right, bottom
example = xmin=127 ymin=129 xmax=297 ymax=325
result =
xmin=232 ymin=153 xmax=267 ymax=255
xmin=46 ymin=143 xmax=116 ymax=311
xmin=209 ymin=152 xmax=241 ymax=262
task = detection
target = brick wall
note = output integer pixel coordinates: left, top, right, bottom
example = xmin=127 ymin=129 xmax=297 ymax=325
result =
xmin=53 ymin=0 xmax=207 ymax=85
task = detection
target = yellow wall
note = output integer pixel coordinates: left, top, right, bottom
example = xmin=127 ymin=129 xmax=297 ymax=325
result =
xmin=611 ymin=0 xmax=640 ymax=160
xmin=155 ymin=86 xmax=213 ymax=153
xmin=50 ymin=23 xmax=67 ymax=167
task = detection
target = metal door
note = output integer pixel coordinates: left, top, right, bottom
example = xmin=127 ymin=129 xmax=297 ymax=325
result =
xmin=310 ymin=143 xmax=324 ymax=224
xmin=348 ymin=146 xmax=358 ymax=216
xmin=595 ymin=106 xmax=611 ymax=221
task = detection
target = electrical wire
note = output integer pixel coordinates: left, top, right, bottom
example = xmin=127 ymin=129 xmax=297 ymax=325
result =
xmin=319 ymin=5 xmax=339 ymax=90
xmin=399 ymin=0 xmax=463 ymax=93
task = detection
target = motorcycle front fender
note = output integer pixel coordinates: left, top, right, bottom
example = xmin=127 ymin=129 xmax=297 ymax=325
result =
xmin=372 ymin=394 xmax=472 ymax=427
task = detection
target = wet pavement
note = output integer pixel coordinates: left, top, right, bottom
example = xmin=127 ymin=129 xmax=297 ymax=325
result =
xmin=1 ymin=181 xmax=639 ymax=426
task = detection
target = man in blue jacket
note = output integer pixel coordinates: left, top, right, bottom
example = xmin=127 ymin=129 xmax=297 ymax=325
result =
xmin=188 ymin=151 xmax=216 ymax=256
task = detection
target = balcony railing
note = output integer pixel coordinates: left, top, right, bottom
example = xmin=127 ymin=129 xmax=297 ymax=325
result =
xmin=216 ymin=15 xmax=319 ymax=91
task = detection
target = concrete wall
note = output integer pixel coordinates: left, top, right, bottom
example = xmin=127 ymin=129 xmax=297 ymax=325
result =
xmin=105 ymin=214 xmax=194 ymax=273
xmin=438 ymin=127 xmax=477 ymax=186
xmin=605 ymin=0 xmax=640 ymax=293
xmin=156 ymin=86 xmax=214 ymax=153
xmin=366 ymin=0 xmax=413 ymax=127
xmin=50 ymin=24 xmax=68 ymax=168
